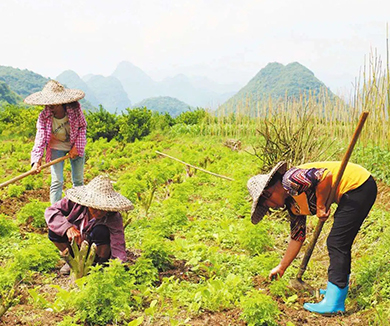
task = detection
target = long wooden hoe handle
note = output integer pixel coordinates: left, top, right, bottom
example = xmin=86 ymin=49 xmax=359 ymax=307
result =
xmin=0 ymin=154 xmax=70 ymax=189
xmin=296 ymin=111 xmax=369 ymax=280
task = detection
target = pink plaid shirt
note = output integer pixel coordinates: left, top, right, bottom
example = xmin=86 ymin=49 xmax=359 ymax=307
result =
xmin=31 ymin=103 xmax=87 ymax=164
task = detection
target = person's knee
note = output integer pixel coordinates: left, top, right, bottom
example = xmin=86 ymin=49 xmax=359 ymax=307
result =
xmin=51 ymin=179 xmax=64 ymax=188
xmin=326 ymin=236 xmax=337 ymax=252
xmin=89 ymin=225 xmax=110 ymax=246
xmin=96 ymin=244 xmax=111 ymax=262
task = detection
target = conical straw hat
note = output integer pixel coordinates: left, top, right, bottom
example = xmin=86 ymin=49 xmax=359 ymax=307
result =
xmin=24 ymin=80 xmax=85 ymax=105
xmin=247 ymin=161 xmax=287 ymax=224
xmin=65 ymin=176 xmax=134 ymax=212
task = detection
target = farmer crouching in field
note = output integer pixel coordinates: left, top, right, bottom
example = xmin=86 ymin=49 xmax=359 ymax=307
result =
xmin=247 ymin=161 xmax=377 ymax=314
xmin=24 ymin=80 xmax=87 ymax=204
xmin=45 ymin=176 xmax=134 ymax=275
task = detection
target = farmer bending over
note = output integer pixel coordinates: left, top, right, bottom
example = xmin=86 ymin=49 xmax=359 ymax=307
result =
xmin=45 ymin=176 xmax=134 ymax=275
xmin=25 ymin=80 xmax=87 ymax=204
xmin=247 ymin=161 xmax=377 ymax=314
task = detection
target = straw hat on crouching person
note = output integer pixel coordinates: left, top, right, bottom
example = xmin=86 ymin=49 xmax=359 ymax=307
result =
xmin=65 ymin=175 xmax=134 ymax=212
xmin=45 ymin=176 xmax=134 ymax=273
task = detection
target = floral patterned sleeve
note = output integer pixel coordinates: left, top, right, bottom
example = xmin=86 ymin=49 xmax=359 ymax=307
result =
xmin=282 ymin=167 xmax=327 ymax=196
xmin=283 ymin=166 xmax=327 ymax=242
xmin=289 ymin=213 xmax=307 ymax=242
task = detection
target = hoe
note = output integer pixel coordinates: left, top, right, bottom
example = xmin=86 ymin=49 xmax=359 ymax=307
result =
xmin=291 ymin=111 xmax=369 ymax=293
xmin=0 ymin=154 xmax=70 ymax=189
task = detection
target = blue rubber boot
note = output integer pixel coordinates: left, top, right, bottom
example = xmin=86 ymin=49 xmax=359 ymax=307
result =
xmin=304 ymin=281 xmax=348 ymax=314
xmin=318 ymin=275 xmax=349 ymax=297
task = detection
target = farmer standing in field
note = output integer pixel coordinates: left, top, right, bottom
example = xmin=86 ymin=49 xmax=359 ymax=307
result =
xmin=247 ymin=161 xmax=377 ymax=314
xmin=24 ymin=80 xmax=87 ymax=204
xmin=45 ymin=175 xmax=134 ymax=274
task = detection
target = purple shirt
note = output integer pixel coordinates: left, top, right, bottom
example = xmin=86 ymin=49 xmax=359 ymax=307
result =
xmin=45 ymin=198 xmax=127 ymax=262
xmin=31 ymin=103 xmax=87 ymax=164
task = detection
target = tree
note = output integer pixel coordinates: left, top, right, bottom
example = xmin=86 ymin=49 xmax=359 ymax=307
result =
xmin=85 ymin=105 xmax=119 ymax=141
xmin=175 ymin=108 xmax=207 ymax=125
xmin=117 ymin=107 xmax=152 ymax=142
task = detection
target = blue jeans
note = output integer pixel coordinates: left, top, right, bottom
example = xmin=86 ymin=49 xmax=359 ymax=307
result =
xmin=50 ymin=149 xmax=85 ymax=204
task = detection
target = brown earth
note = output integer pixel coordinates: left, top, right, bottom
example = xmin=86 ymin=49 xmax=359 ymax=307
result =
xmin=1 ymin=181 xmax=389 ymax=325
xmin=0 ymin=187 xmax=50 ymax=217
xmin=0 ymin=258 xmax=373 ymax=326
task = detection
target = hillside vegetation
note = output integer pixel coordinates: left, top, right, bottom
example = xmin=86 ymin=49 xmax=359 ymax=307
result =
xmin=221 ymin=62 xmax=336 ymax=114
xmin=0 ymin=81 xmax=22 ymax=105
xmin=134 ymin=96 xmax=191 ymax=117
xmin=0 ymin=66 xmax=48 ymax=98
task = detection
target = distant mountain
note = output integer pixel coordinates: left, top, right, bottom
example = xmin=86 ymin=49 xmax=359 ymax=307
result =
xmin=112 ymin=61 xmax=157 ymax=104
xmin=84 ymin=75 xmax=131 ymax=113
xmin=134 ymin=96 xmax=191 ymax=117
xmin=111 ymin=61 xmax=238 ymax=108
xmin=0 ymin=80 xmax=23 ymax=104
xmin=57 ymin=70 xmax=100 ymax=108
xmin=222 ymin=62 xmax=335 ymax=111
xmin=0 ymin=66 xmax=94 ymax=110
xmin=0 ymin=66 xmax=48 ymax=98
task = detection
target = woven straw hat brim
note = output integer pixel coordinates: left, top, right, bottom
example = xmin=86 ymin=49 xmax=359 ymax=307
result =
xmin=24 ymin=89 xmax=85 ymax=105
xmin=247 ymin=161 xmax=287 ymax=224
xmin=65 ymin=186 xmax=134 ymax=212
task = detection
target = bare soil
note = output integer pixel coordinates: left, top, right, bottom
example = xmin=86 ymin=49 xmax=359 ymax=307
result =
xmin=1 ymin=181 xmax=389 ymax=325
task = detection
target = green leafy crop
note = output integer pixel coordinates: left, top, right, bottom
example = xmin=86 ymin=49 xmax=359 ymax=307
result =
xmin=17 ymin=199 xmax=50 ymax=229
xmin=239 ymin=290 xmax=280 ymax=326
xmin=74 ymin=260 xmax=138 ymax=325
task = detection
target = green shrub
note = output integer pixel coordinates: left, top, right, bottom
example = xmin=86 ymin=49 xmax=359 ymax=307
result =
xmin=351 ymin=209 xmax=390 ymax=310
xmin=175 ymin=108 xmax=207 ymax=125
xmin=196 ymin=274 xmax=250 ymax=312
xmin=268 ymin=278 xmax=294 ymax=299
xmin=17 ymin=199 xmax=50 ymax=228
xmin=150 ymin=200 xmax=188 ymax=237
xmin=353 ymin=236 xmax=390 ymax=308
xmin=86 ymin=105 xmax=119 ymax=141
xmin=0 ymin=214 xmax=18 ymax=237
xmin=239 ymin=220 xmax=273 ymax=256
xmin=127 ymin=257 xmax=159 ymax=286
xmin=150 ymin=111 xmax=175 ymax=131
xmin=239 ymin=290 xmax=280 ymax=326
xmin=141 ymin=232 xmax=173 ymax=271
xmin=352 ymin=146 xmax=390 ymax=184
xmin=21 ymin=175 xmax=43 ymax=191
xmin=117 ymin=107 xmax=152 ymax=142
xmin=74 ymin=260 xmax=137 ymax=325
xmin=7 ymin=184 xmax=24 ymax=197
xmin=10 ymin=234 xmax=59 ymax=274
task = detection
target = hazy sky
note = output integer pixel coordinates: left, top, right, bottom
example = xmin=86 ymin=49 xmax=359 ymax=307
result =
xmin=1 ymin=0 xmax=389 ymax=94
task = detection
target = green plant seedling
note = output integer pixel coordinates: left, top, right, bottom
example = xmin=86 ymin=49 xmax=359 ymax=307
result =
xmin=62 ymin=239 xmax=97 ymax=280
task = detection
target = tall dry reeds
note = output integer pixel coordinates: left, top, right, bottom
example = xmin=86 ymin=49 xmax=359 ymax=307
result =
xmin=202 ymin=31 xmax=390 ymax=158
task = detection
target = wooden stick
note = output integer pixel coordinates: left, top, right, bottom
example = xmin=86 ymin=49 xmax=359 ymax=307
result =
xmin=155 ymin=151 xmax=234 ymax=181
xmin=0 ymin=154 xmax=70 ymax=189
xmin=296 ymin=111 xmax=369 ymax=281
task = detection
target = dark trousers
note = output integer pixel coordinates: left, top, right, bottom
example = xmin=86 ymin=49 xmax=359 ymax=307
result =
xmin=49 ymin=224 xmax=110 ymax=246
xmin=327 ymin=175 xmax=377 ymax=288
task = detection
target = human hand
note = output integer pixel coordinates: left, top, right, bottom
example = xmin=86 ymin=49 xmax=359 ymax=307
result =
xmin=31 ymin=162 xmax=41 ymax=174
xmin=66 ymin=226 xmax=81 ymax=245
xmin=317 ymin=206 xmax=330 ymax=222
xmin=269 ymin=265 xmax=285 ymax=281
xmin=69 ymin=146 xmax=79 ymax=159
